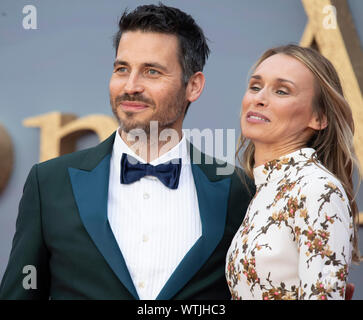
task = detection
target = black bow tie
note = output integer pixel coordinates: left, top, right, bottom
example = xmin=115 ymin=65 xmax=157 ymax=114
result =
xmin=120 ymin=153 xmax=182 ymax=189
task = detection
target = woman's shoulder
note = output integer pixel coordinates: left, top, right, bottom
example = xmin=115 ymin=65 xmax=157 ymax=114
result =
xmin=297 ymin=161 xmax=350 ymax=214
xmin=293 ymin=161 xmax=353 ymax=250
xmin=298 ymin=161 xmax=345 ymax=192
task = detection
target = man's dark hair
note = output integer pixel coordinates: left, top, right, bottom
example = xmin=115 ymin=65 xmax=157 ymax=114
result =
xmin=113 ymin=3 xmax=210 ymax=85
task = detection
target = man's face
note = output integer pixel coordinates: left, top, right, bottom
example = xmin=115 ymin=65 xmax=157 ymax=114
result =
xmin=109 ymin=31 xmax=188 ymax=135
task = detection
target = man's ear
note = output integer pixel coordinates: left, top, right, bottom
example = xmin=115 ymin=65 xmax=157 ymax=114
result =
xmin=308 ymin=112 xmax=328 ymax=131
xmin=185 ymin=72 xmax=205 ymax=103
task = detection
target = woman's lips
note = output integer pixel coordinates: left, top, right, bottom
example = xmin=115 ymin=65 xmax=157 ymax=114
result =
xmin=246 ymin=111 xmax=271 ymax=123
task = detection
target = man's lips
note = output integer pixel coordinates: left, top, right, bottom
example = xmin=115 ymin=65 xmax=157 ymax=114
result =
xmin=120 ymin=101 xmax=149 ymax=111
xmin=246 ymin=111 xmax=271 ymax=123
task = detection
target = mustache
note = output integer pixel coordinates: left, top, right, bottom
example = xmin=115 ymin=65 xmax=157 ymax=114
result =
xmin=115 ymin=93 xmax=154 ymax=106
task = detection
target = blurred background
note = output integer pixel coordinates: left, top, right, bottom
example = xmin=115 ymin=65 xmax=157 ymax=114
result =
xmin=0 ymin=0 xmax=362 ymax=299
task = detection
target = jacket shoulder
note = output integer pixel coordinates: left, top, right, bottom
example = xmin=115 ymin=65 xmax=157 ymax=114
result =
xmin=36 ymin=132 xmax=115 ymax=173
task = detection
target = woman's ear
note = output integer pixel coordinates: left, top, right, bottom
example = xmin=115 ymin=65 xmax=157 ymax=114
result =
xmin=308 ymin=112 xmax=328 ymax=131
xmin=185 ymin=72 xmax=205 ymax=103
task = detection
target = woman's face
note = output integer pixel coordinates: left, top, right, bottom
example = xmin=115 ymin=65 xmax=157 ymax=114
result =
xmin=241 ymin=53 xmax=320 ymax=149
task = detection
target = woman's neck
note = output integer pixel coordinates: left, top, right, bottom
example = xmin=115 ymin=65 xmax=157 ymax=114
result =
xmin=253 ymin=142 xmax=308 ymax=168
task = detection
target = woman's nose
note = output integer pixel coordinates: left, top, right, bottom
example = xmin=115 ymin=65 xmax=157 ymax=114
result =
xmin=253 ymin=89 xmax=268 ymax=107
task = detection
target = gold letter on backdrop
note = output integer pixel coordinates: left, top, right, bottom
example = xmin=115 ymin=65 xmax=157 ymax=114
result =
xmin=300 ymin=0 xmax=363 ymax=223
xmin=23 ymin=112 xmax=118 ymax=162
xmin=0 ymin=124 xmax=14 ymax=195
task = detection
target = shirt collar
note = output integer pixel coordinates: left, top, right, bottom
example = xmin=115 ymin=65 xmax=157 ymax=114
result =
xmin=253 ymin=148 xmax=317 ymax=185
xmin=113 ymin=128 xmax=189 ymax=166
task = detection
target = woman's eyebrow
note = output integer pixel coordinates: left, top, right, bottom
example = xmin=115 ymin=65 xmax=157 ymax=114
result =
xmin=250 ymin=74 xmax=261 ymax=80
xmin=250 ymin=74 xmax=296 ymax=87
xmin=276 ymin=78 xmax=296 ymax=87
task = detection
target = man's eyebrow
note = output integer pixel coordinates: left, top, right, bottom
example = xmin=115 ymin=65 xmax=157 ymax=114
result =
xmin=143 ymin=62 xmax=168 ymax=72
xmin=113 ymin=60 xmax=129 ymax=68
xmin=113 ymin=60 xmax=168 ymax=72
xmin=250 ymin=74 xmax=296 ymax=87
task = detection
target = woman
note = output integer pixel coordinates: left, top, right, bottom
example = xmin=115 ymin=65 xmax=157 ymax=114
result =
xmin=226 ymin=44 xmax=361 ymax=300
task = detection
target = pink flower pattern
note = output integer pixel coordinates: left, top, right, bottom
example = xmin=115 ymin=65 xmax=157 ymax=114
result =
xmin=225 ymin=148 xmax=353 ymax=300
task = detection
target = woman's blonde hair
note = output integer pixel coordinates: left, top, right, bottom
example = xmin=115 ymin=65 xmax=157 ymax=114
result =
xmin=236 ymin=44 xmax=362 ymax=263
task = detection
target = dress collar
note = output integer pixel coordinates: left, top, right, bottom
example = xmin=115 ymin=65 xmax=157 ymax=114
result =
xmin=253 ymin=148 xmax=317 ymax=185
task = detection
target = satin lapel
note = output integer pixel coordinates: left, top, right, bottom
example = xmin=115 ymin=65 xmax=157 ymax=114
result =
xmin=68 ymin=154 xmax=139 ymax=299
xmin=156 ymin=163 xmax=231 ymax=300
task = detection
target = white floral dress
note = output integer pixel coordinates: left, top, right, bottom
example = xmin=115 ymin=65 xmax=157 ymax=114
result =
xmin=226 ymin=148 xmax=353 ymax=300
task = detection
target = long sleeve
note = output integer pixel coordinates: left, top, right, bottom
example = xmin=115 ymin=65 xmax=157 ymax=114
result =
xmin=294 ymin=178 xmax=353 ymax=300
xmin=0 ymin=165 xmax=50 ymax=299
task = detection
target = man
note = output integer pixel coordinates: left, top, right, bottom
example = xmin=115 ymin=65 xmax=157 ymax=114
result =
xmin=0 ymin=4 xmax=252 ymax=300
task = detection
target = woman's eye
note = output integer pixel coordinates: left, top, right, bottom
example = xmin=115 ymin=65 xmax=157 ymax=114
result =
xmin=276 ymin=89 xmax=288 ymax=95
xmin=250 ymin=86 xmax=260 ymax=92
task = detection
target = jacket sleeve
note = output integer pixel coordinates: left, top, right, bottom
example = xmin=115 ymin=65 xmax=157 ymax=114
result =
xmin=0 ymin=164 xmax=50 ymax=299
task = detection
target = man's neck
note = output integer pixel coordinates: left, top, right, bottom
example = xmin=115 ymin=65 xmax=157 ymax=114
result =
xmin=119 ymin=127 xmax=183 ymax=162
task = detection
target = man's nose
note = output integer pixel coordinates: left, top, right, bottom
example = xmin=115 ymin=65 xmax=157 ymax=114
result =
xmin=124 ymin=73 xmax=144 ymax=95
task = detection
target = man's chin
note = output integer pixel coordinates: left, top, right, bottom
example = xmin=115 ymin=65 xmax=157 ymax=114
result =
xmin=119 ymin=122 xmax=151 ymax=135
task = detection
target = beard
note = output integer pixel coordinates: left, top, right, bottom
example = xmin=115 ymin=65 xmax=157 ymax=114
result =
xmin=110 ymin=86 xmax=187 ymax=135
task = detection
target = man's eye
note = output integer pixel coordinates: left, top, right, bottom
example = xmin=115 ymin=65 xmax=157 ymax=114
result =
xmin=116 ymin=67 xmax=127 ymax=73
xmin=147 ymin=69 xmax=160 ymax=75
xmin=276 ymin=89 xmax=288 ymax=95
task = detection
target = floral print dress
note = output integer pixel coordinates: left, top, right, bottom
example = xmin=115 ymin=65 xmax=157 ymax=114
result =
xmin=226 ymin=148 xmax=353 ymax=300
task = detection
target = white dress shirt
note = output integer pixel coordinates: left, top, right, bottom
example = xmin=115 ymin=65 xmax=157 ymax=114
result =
xmin=107 ymin=129 xmax=202 ymax=300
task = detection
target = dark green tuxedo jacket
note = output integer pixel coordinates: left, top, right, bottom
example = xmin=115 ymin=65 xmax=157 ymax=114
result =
xmin=0 ymin=132 xmax=253 ymax=300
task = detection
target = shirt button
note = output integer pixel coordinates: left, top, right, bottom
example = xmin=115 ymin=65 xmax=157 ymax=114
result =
xmin=142 ymin=234 xmax=149 ymax=242
xmin=138 ymin=281 xmax=145 ymax=289
xmin=143 ymin=192 xmax=150 ymax=200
